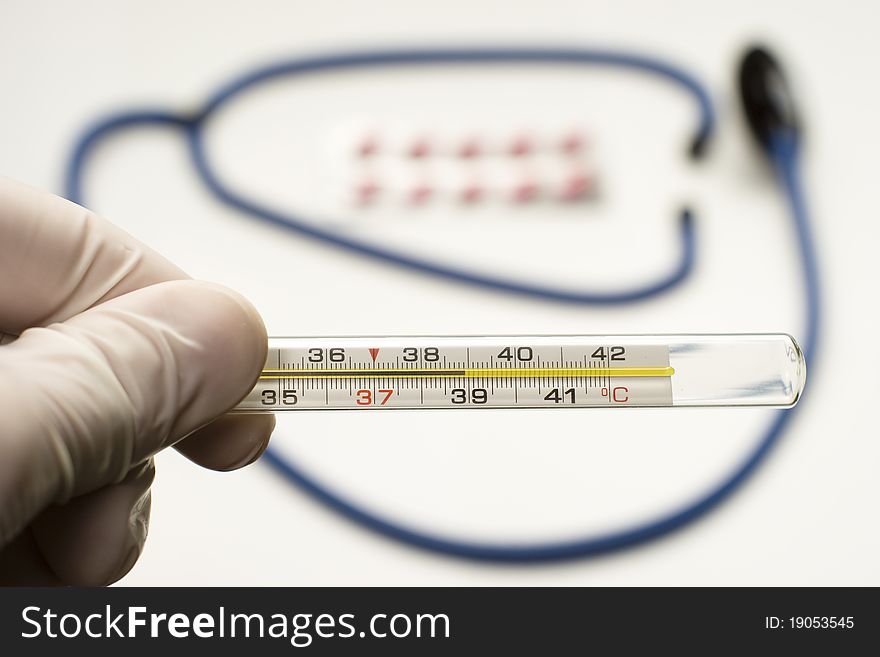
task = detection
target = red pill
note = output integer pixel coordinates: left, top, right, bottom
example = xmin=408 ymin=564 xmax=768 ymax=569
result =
xmin=408 ymin=137 xmax=431 ymax=159
xmin=560 ymin=131 xmax=587 ymax=155
xmin=460 ymin=183 xmax=484 ymax=203
xmin=357 ymin=135 xmax=379 ymax=158
xmin=354 ymin=180 xmax=380 ymax=204
xmin=459 ymin=138 xmax=482 ymax=159
xmin=409 ymin=184 xmax=432 ymax=204
xmin=512 ymin=180 xmax=539 ymax=203
xmin=559 ymin=171 xmax=594 ymax=201
xmin=509 ymin=134 xmax=533 ymax=157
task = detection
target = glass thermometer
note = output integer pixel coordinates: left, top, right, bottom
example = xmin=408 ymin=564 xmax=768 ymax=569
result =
xmin=235 ymin=334 xmax=805 ymax=411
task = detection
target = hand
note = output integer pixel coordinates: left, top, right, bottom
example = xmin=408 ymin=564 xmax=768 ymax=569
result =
xmin=0 ymin=177 xmax=274 ymax=585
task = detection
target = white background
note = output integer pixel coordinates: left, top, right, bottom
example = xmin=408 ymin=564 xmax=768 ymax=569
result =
xmin=1 ymin=0 xmax=878 ymax=585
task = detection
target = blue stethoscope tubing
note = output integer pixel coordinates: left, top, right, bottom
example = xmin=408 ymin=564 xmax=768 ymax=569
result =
xmin=66 ymin=48 xmax=710 ymax=305
xmin=64 ymin=47 xmax=818 ymax=562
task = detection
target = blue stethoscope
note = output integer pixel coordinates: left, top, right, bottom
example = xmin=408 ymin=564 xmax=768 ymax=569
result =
xmin=65 ymin=45 xmax=818 ymax=562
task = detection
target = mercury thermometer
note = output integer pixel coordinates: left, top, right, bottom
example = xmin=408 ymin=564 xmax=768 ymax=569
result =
xmin=234 ymin=334 xmax=804 ymax=411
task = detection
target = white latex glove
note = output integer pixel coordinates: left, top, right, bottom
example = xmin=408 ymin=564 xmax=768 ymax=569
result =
xmin=0 ymin=177 xmax=274 ymax=585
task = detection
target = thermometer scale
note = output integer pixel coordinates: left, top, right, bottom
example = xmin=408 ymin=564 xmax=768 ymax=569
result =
xmin=235 ymin=334 xmax=805 ymax=411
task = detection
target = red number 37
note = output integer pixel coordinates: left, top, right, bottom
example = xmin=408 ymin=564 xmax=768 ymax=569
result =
xmin=356 ymin=389 xmax=394 ymax=405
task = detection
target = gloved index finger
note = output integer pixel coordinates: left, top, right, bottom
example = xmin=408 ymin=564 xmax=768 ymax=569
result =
xmin=0 ymin=176 xmax=187 ymax=334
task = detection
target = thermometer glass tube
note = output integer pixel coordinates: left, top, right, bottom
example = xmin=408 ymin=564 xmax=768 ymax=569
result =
xmin=235 ymin=334 xmax=805 ymax=411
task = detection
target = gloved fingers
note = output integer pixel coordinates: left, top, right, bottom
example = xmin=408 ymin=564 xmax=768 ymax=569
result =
xmin=0 ymin=528 xmax=63 ymax=586
xmin=0 ymin=279 xmax=266 ymax=545
xmin=176 ymin=413 xmax=275 ymax=472
xmin=0 ymin=176 xmax=187 ymax=334
xmin=30 ymin=460 xmax=155 ymax=587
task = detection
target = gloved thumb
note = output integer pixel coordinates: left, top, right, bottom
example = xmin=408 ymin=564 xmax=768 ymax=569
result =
xmin=0 ymin=279 xmax=266 ymax=545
